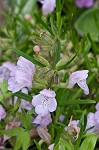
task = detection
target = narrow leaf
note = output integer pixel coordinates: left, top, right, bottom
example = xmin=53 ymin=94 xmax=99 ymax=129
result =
xmin=12 ymin=47 xmax=45 ymax=67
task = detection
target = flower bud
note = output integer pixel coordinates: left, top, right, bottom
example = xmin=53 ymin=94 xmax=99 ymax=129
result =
xmin=33 ymin=45 xmax=41 ymax=53
xmin=24 ymin=14 xmax=31 ymax=20
xmin=34 ymin=55 xmax=50 ymax=67
xmin=37 ymin=126 xmax=51 ymax=145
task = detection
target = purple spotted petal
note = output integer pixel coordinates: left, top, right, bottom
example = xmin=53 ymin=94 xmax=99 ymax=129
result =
xmin=40 ymin=89 xmax=56 ymax=97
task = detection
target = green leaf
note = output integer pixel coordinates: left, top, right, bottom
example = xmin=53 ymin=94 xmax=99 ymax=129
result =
xmin=56 ymin=53 xmax=78 ymax=71
xmin=34 ymin=14 xmax=54 ymax=36
xmin=54 ymin=39 xmax=61 ymax=64
xmin=75 ymin=8 xmax=99 ymax=41
xmin=13 ymin=91 xmax=32 ymax=102
xmin=0 ymin=127 xmax=24 ymax=136
xmin=14 ymin=136 xmax=23 ymax=150
xmin=12 ymin=47 xmax=45 ymax=67
xmin=80 ymin=134 xmax=97 ymax=150
xmin=21 ymin=109 xmax=27 ymax=129
xmin=0 ymin=80 xmax=8 ymax=94
xmin=22 ymin=131 xmax=30 ymax=150
xmin=34 ymin=139 xmax=42 ymax=150
xmin=54 ymin=138 xmax=74 ymax=150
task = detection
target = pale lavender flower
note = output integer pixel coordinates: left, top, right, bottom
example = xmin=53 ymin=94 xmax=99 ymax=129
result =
xmin=0 ymin=105 xmax=6 ymax=120
xmin=48 ymin=143 xmax=55 ymax=150
xmin=86 ymin=103 xmax=99 ymax=133
xmin=4 ymin=120 xmax=21 ymax=142
xmin=75 ymin=0 xmax=94 ymax=8
xmin=33 ymin=113 xmax=52 ymax=128
xmin=38 ymin=0 xmax=55 ymax=15
xmin=68 ymin=70 xmax=89 ymax=95
xmin=0 ymin=61 xmax=15 ymax=82
xmin=19 ymin=88 xmax=32 ymax=111
xmin=0 ymin=137 xmax=4 ymax=149
xmin=95 ymin=102 xmax=99 ymax=111
xmin=8 ymin=56 xmax=35 ymax=93
xmin=37 ymin=126 xmax=51 ymax=145
xmin=86 ymin=112 xmax=96 ymax=133
xmin=32 ymin=89 xmax=57 ymax=116
xmin=9 ymin=88 xmax=32 ymax=111
xmin=59 ymin=115 xmax=65 ymax=122
xmin=65 ymin=117 xmax=80 ymax=138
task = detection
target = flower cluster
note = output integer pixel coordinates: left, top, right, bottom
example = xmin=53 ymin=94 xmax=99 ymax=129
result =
xmin=8 ymin=56 xmax=36 ymax=93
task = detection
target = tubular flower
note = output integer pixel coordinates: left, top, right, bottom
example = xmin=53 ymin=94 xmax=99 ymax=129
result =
xmin=38 ymin=0 xmax=55 ymax=15
xmin=32 ymin=89 xmax=57 ymax=116
xmin=37 ymin=126 xmax=51 ymax=145
xmin=33 ymin=113 xmax=52 ymax=128
xmin=86 ymin=103 xmax=99 ymax=133
xmin=0 ymin=105 xmax=6 ymax=120
xmin=68 ymin=70 xmax=89 ymax=95
xmin=75 ymin=0 xmax=94 ymax=8
xmin=8 ymin=56 xmax=35 ymax=93
xmin=0 ymin=61 xmax=15 ymax=82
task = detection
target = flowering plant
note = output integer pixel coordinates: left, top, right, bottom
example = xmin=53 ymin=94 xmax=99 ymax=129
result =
xmin=0 ymin=0 xmax=99 ymax=150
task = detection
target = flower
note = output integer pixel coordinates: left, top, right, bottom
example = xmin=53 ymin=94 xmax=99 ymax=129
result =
xmin=59 ymin=115 xmax=65 ymax=122
xmin=37 ymin=126 xmax=51 ymax=145
xmin=4 ymin=120 xmax=21 ymax=142
xmin=8 ymin=56 xmax=35 ymax=93
xmin=33 ymin=113 xmax=52 ymax=128
xmin=32 ymin=89 xmax=57 ymax=116
xmin=0 ymin=61 xmax=15 ymax=82
xmin=86 ymin=103 xmax=99 ymax=133
xmin=9 ymin=88 xmax=32 ymax=111
xmin=33 ymin=45 xmax=41 ymax=53
xmin=65 ymin=116 xmax=80 ymax=139
xmin=38 ymin=0 xmax=55 ymax=15
xmin=75 ymin=0 xmax=94 ymax=8
xmin=48 ymin=143 xmax=55 ymax=150
xmin=0 ymin=105 xmax=6 ymax=120
xmin=68 ymin=70 xmax=89 ymax=95
xmin=24 ymin=14 xmax=31 ymax=20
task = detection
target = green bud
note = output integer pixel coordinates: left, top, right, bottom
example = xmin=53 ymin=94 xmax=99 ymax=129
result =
xmin=56 ymin=57 xmax=70 ymax=70
xmin=34 ymin=55 xmax=50 ymax=67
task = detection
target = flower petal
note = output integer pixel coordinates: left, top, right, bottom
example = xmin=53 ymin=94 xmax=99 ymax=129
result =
xmin=48 ymin=98 xmax=57 ymax=112
xmin=35 ymin=105 xmax=49 ymax=116
xmin=32 ymin=94 xmax=43 ymax=107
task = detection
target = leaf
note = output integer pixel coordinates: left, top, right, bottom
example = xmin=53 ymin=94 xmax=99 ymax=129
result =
xmin=21 ymin=109 xmax=27 ymax=129
xmin=34 ymin=14 xmax=54 ymax=36
xmin=56 ymin=53 xmax=78 ymax=71
xmin=22 ymin=131 xmax=30 ymax=150
xmin=0 ymin=127 xmax=24 ymax=136
xmin=0 ymin=80 xmax=8 ymax=94
xmin=13 ymin=91 xmax=32 ymax=102
xmin=14 ymin=136 xmax=23 ymax=150
xmin=54 ymin=138 xmax=74 ymax=150
xmin=54 ymin=39 xmax=61 ymax=64
xmin=67 ymin=99 xmax=96 ymax=105
xmin=34 ymin=139 xmax=42 ymax=150
xmin=80 ymin=134 xmax=97 ymax=150
xmin=12 ymin=47 xmax=45 ymax=67
xmin=75 ymin=8 xmax=99 ymax=41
